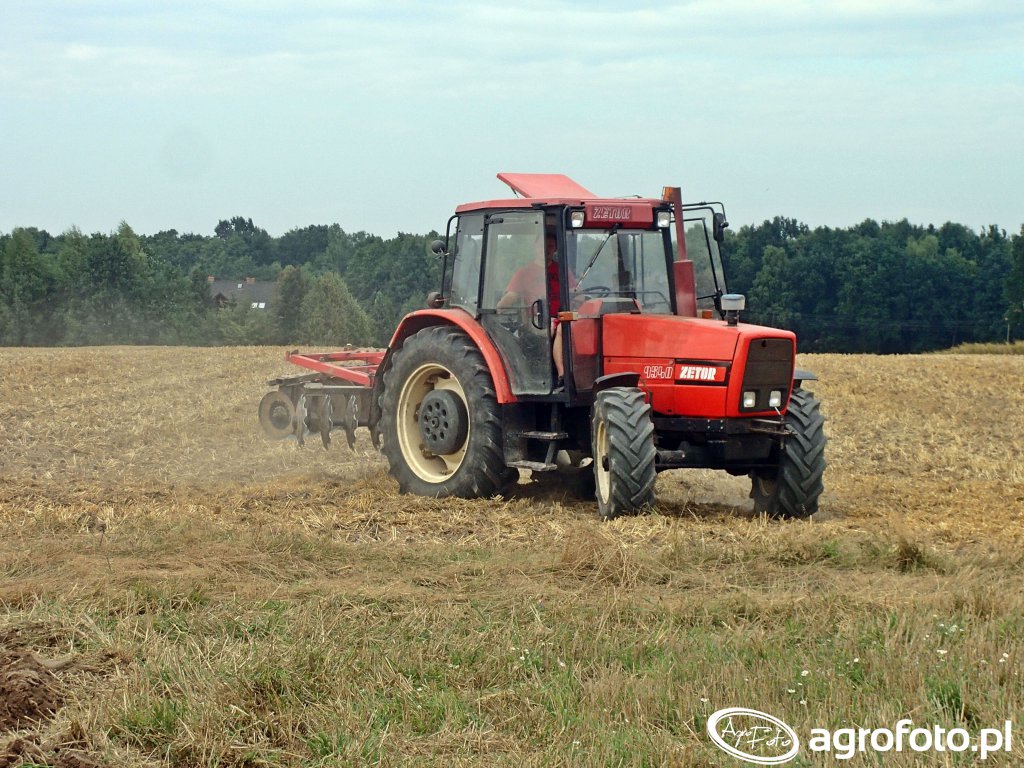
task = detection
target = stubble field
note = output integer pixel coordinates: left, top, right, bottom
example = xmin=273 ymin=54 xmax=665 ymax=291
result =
xmin=1 ymin=346 xmax=1023 ymax=766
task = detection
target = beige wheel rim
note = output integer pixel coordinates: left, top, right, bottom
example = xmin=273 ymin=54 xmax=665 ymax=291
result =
xmin=594 ymin=417 xmax=610 ymax=503
xmin=396 ymin=362 xmax=470 ymax=483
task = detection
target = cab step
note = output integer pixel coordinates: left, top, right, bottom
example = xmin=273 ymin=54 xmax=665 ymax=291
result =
xmin=507 ymin=460 xmax=558 ymax=472
xmin=513 ymin=431 xmax=569 ymax=441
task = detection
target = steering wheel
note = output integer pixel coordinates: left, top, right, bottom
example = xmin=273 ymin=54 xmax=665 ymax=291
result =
xmin=636 ymin=290 xmax=671 ymax=309
xmin=577 ymin=285 xmax=613 ymax=298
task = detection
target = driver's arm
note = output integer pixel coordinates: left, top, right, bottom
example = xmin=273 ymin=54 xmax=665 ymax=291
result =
xmin=496 ymin=289 xmax=520 ymax=310
xmin=496 ymin=263 xmax=537 ymax=310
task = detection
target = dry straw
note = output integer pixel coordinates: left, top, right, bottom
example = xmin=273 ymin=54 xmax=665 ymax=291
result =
xmin=1 ymin=346 xmax=1022 ymax=765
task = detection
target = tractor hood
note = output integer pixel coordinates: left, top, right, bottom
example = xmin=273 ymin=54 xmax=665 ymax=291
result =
xmin=598 ymin=314 xmax=797 ymax=419
xmin=600 ymin=313 xmax=794 ymax=361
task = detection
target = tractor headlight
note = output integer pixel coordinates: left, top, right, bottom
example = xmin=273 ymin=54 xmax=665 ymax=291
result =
xmin=656 ymin=210 xmax=671 ymax=228
xmin=570 ymin=210 xmax=585 ymax=228
xmin=743 ymin=391 xmax=757 ymax=409
xmin=768 ymin=390 xmax=783 ymax=408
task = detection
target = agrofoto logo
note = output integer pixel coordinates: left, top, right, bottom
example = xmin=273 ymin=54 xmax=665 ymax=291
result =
xmin=706 ymin=708 xmax=799 ymax=765
xmin=707 ymin=707 xmax=1014 ymax=764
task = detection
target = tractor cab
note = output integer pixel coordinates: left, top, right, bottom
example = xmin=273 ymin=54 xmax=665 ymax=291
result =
xmin=437 ymin=173 xmax=732 ymax=399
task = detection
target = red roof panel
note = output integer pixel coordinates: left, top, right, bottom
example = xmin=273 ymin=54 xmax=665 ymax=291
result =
xmin=496 ymin=173 xmax=596 ymax=199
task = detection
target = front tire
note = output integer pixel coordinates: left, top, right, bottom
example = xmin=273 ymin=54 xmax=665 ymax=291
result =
xmin=380 ymin=326 xmax=506 ymax=498
xmin=751 ymin=387 xmax=826 ymax=518
xmin=591 ymin=387 xmax=656 ymax=519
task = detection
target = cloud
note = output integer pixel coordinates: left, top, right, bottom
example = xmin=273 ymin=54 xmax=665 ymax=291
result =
xmin=3 ymin=1 xmax=1020 ymax=100
xmin=64 ymin=44 xmax=103 ymax=61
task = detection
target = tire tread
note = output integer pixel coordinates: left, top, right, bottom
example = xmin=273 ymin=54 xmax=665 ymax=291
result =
xmin=593 ymin=388 xmax=657 ymax=519
xmin=753 ymin=387 xmax=827 ymax=518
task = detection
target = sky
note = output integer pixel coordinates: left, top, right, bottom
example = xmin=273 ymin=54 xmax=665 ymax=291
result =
xmin=1 ymin=1 xmax=1022 ymax=239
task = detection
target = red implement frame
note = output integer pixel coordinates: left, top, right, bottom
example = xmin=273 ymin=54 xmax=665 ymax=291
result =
xmin=285 ymin=349 xmax=386 ymax=387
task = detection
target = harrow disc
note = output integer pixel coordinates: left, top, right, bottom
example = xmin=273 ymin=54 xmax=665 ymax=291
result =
xmin=294 ymin=394 xmax=308 ymax=446
xmin=258 ymin=390 xmax=296 ymax=440
xmin=343 ymin=395 xmax=359 ymax=450
xmin=319 ymin=395 xmax=333 ymax=449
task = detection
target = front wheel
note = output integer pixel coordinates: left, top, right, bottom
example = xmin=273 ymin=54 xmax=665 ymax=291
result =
xmin=380 ymin=326 xmax=506 ymax=498
xmin=591 ymin=387 xmax=656 ymax=519
xmin=751 ymin=387 xmax=826 ymax=518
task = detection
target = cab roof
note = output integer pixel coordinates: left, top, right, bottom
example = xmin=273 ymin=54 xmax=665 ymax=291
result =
xmin=497 ymin=173 xmax=596 ymax=198
xmin=455 ymin=172 xmax=663 ymax=215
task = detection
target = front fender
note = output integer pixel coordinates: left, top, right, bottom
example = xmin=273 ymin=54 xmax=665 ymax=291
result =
xmin=593 ymin=372 xmax=641 ymax=394
xmin=793 ymin=368 xmax=818 ymax=387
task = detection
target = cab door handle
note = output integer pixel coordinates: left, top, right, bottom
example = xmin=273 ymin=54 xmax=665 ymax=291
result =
xmin=530 ymin=299 xmax=545 ymax=330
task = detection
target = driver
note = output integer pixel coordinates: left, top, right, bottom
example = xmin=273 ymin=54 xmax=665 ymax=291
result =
xmin=496 ymin=231 xmax=575 ymax=386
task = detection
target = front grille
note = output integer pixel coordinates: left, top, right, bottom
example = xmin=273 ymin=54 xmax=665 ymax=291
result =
xmin=740 ymin=338 xmax=793 ymax=412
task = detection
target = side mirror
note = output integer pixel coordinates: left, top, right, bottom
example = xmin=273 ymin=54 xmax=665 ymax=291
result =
xmin=713 ymin=212 xmax=729 ymax=243
xmin=430 ymin=239 xmax=447 ymax=256
xmin=425 ymin=291 xmax=445 ymax=309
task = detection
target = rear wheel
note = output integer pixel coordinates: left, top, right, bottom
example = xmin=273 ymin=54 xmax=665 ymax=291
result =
xmin=751 ymin=387 xmax=826 ymax=518
xmin=380 ymin=326 xmax=506 ymax=498
xmin=591 ymin=387 xmax=656 ymax=519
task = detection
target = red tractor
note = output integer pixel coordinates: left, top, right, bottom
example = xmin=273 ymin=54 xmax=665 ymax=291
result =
xmin=259 ymin=173 xmax=826 ymax=519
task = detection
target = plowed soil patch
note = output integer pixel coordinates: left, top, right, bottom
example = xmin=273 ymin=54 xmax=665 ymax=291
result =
xmin=0 ymin=651 xmax=63 ymax=732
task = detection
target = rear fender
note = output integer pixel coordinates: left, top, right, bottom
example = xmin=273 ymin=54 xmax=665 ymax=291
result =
xmin=372 ymin=309 xmax=516 ymax=424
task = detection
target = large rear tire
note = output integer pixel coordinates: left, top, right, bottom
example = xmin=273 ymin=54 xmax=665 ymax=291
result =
xmin=380 ymin=326 xmax=506 ymax=498
xmin=751 ymin=387 xmax=826 ymax=518
xmin=591 ymin=387 xmax=656 ymax=519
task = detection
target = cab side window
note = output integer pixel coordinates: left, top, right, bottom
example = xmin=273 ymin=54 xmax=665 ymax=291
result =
xmin=448 ymin=214 xmax=484 ymax=314
xmin=481 ymin=212 xmax=544 ymax=310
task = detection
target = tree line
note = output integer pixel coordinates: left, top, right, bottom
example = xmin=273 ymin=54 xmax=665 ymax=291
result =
xmin=727 ymin=218 xmax=1024 ymax=352
xmin=2 ymin=215 xmax=1022 ymax=352
xmin=0 ymin=217 xmax=439 ymax=348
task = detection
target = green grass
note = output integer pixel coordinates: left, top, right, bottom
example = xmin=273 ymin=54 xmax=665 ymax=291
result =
xmin=3 ymin=510 xmax=1023 ymax=766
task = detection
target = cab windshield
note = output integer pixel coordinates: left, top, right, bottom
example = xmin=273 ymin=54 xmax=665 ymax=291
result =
xmin=566 ymin=229 xmax=673 ymax=314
